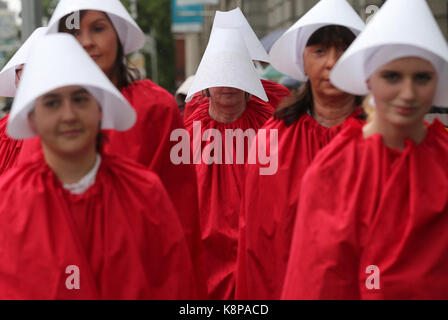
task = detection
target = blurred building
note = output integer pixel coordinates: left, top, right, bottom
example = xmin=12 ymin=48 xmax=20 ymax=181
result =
xmin=0 ymin=0 xmax=20 ymax=69
xmin=172 ymin=0 xmax=448 ymax=85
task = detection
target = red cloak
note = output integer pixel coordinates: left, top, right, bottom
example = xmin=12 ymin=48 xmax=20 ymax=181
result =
xmin=235 ymin=110 xmax=364 ymax=300
xmin=183 ymin=80 xmax=290 ymax=120
xmin=14 ymin=80 xmax=206 ymax=297
xmin=0 ymin=152 xmax=198 ymax=299
xmin=282 ymin=119 xmax=448 ymax=299
xmin=0 ymin=115 xmax=22 ymax=175
xmin=184 ymin=97 xmax=274 ymax=300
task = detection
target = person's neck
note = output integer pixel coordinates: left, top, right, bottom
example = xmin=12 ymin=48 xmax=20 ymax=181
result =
xmin=312 ymin=93 xmax=356 ymax=128
xmin=209 ymin=100 xmax=246 ymax=124
xmin=42 ymin=145 xmax=98 ymax=184
xmin=363 ymin=117 xmax=427 ymax=151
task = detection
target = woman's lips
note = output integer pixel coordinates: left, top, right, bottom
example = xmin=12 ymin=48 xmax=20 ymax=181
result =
xmin=59 ymin=129 xmax=83 ymax=138
xmin=394 ymin=106 xmax=416 ymax=116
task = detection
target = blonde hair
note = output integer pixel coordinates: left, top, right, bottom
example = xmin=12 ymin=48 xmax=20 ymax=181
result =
xmin=363 ymin=94 xmax=376 ymax=124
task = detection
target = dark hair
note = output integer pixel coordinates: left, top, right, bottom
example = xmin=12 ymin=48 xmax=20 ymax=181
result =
xmin=274 ymin=25 xmax=364 ymax=126
xmin=96 ymin=131 xmax=107 ymax=152
xmin=58 ymin=10 xmax=140 ymax=90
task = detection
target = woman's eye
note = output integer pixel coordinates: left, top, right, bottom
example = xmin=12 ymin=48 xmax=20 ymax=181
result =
xmin=73 ymin=96 xmax=89 ymax=104
xmin=314 ymin=48 xmax=325 ymax=55
xmin=382 ymin=73 xmax=400 ymax=82
xmin=44 ymin=100 xmax=60 ymax=108
xmin=415 ymin=73 xmax=433 ymax=84
xmin=93 ymin=25 xmax=104 ymax=33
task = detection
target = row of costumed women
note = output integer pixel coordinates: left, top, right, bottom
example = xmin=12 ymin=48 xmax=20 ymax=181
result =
xmin=0 ymin=0 xmax=447 ymax=299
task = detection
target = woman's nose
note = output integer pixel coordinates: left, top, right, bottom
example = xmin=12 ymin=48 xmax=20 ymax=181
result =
xmin=77 ymin=31 xmax=94 ymax=50
xmin=398 ymin=78 xmax=417 ymax=102
xmin=325 ymin=48 xmax=340 ymax=69
xmin=60 ymin=101 xmax=78 ymax=121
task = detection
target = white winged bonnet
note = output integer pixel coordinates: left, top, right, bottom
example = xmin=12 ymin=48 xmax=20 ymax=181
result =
xmin=46 ymin=0 xmax=145 ymax=55
xmin=186 ymin=27 xmax=268 ymax=103
xmin=8 ymin=33 xmax=136 ymax=139
xmin=269 ymin=0 xmax=365 ymax=81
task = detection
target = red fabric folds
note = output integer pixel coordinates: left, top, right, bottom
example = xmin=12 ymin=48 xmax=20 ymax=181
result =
xmin=0 ymin=115 xmax=22 ymax=175
xmin=0 ymin=152 xmax=198 ymax=299
xmin=282 ymin=119 xmax=448 ymax=300
xmin=183 ymin=80 xmax=289 ymax=120
xmin=184 ymin=98 xmax=273 ymax=300
xmin=235 ymin=110 xmax=364 ymax=299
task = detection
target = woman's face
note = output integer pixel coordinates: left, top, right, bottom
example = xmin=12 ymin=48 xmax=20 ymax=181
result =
xmin=303 ymin=44 xmax=347 ymax=98
xmin=367 ymin=57 xmax=438 ymax=129
xmin=68 ymin=10 xmax=119 ymax=78
xmin=29 ymin=86 xmax=102 ymax=156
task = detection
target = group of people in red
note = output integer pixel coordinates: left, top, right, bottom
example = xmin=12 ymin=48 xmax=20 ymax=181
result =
xmin=0 ymin=0 xmax=446 ymax=300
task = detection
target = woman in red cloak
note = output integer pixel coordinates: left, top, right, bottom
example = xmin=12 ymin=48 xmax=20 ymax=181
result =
xmin=183 ymin=25 xmax=281 ymax=299
xmin=0 ymin=33 xmax=198 ymax=299
xmin=282 ymin=0 xmax=448 ymax=300
xmin=235 ymin=0 xmax=365 ymax=300
xmin=15 ymin=0 xmax=206 ymax=296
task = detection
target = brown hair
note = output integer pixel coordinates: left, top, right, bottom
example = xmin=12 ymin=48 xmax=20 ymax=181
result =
xmin=274 ymin=25 xmax=364 ymax=126
xmin=58 ymin=10 xmax=140 ymax=90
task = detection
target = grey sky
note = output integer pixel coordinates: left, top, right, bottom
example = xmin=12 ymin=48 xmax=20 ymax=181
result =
xmin=5 ymin=0 xmax=21 ymax=13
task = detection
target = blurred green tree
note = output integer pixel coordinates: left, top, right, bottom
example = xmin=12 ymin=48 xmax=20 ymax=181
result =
xmin=42 ymin=0 xmax=58 ymax=20
xmin=122 ymin=0 xmax=176 ymax=92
